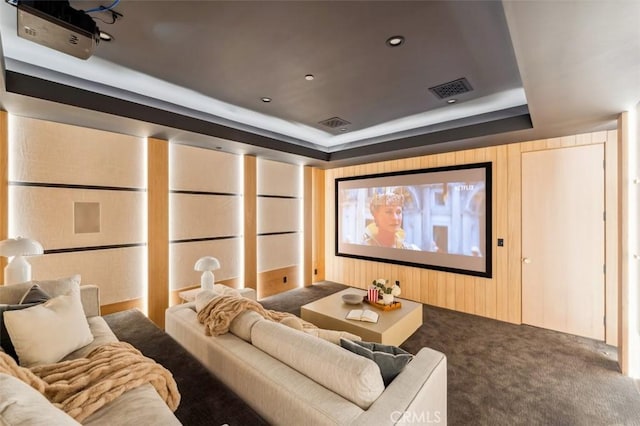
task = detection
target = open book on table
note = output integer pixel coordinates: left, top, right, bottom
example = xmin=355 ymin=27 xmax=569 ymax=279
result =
xmin=346 ymin=309 xmax=379 ymax=323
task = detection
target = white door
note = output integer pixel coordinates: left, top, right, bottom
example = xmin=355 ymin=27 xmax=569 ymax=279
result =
xmin=522 ymin=144 xmax=605 ymax=340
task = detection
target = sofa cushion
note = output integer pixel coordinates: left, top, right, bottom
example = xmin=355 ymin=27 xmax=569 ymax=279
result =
xmin=0 ymin=285 xmax=53 ymax=360
xmin=340 ymin=338 xmax=414 ymax=386
xmin=251 ymin=320 xmax=384 ymax=409
xmin=63 ymin=316 xmax=118 ymax=361
xmin=82 ymin=384 xmax=181 ymax=426
xmin=19 ymin=284 xmax=51 ymax=304
xmin=228 ymin=310 xmax=264 ymax=342
xmin=4 ymin=286 xmax=94 ymax=367
xmin=0 ymin=275 xmax=81 ymax=305
xmin=0 ymin=303 xmax=40 ymax=361
xmin=0 ymin=373 xmax=81 ymax=425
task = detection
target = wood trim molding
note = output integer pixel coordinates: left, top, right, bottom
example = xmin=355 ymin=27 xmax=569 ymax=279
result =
xmin=0 ymin=111 xmax=7 ymax=285
xmin=244 ymin=155 xmax=257 ymax=290
xmin=605 ymin=130 xmax=619 ymax=346
xmin=312 ymin=167 xmax=325 ymax=282
xmin=303 ymin=166 xmax=312 ymax=286
xmin=101 ymin=298 xmax=144 ymax=315
xmin=147 ymin=137 xmax=169 ymax=328
xmin=617 ymin=113 xmax=629 ymax=375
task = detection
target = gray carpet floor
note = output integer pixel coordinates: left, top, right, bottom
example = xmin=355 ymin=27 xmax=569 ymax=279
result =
xmin=106 ymin=281 xmax=640 ymax=425
xmin=260 ymin=282 xmax=640 ymax=426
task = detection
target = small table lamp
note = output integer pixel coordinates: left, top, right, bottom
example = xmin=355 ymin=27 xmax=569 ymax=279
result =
xmin=0 ymin=237 xmax=44 ymax=285
xmin=194 ymin=256 xmax=220 ymax=291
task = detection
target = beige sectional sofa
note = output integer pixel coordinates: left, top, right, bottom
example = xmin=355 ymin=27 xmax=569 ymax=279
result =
xmin=0 ymin=279 xmax=180 ymax=425
xmin=165 ymin=288 xmax=447 ymax=425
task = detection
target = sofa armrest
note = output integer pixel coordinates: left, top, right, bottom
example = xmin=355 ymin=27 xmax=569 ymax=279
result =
xmin=352 ymin=347 xmax=447 ymax=425
xmin=238 ymin=288 xmax=256 ymax=301
xmin=80 ymin=285 xmax=101 ymax=317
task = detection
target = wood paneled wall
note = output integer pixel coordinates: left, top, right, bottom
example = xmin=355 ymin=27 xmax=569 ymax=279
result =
xmin=312 ymin=168 xmax=325 ymax=283
xmin=324 ymin=131 xmax=617 ymax=337
xmin=244 ymin=155 xmax=257 ymax=290
xmin=303 ymin=166 xmax=313 ymax=286
xmin=0 ymin=112 xmax=7 ymax=283
xmin=258 ymin=265 xmax=300 ymax=299
xmin=147 ymin=137 xmax=169 ymax=328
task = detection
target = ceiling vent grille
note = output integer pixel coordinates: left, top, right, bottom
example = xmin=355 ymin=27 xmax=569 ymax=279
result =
xmin=319 ymin=116 xmax=351 ymax=129
xmin=429 ymin=77 xmax=473 ymax=99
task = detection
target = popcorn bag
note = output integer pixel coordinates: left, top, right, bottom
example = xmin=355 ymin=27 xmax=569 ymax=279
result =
xmin=367 ymin=287 xmax=379 ymax=302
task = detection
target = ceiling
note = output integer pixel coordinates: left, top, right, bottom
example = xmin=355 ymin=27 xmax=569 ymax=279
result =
xmin=0 ymin=1 xmax=638 ymax=168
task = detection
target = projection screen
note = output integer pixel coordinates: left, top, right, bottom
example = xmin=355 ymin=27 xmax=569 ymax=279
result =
xmin=335 ymin=162 xmax=492 ymax=278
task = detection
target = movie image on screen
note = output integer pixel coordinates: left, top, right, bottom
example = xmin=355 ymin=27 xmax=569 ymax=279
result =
xmin=336 ymin=162 xmax=492 ymax=277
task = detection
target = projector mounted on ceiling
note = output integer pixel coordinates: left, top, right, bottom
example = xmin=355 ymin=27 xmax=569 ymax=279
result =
xmin=15 ymin=0 xmax=100 ymax=60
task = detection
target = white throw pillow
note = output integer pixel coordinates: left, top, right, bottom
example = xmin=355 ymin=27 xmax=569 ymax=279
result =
xmin=0 ymin=373 xmax=81 ymax=425
xmin=4 ymin=287 xmax=94 ymax=367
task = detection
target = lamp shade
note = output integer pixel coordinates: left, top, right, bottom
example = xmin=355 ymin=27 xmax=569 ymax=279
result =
xmin=194 ymin=256 xmax=220 ymax=272
xmin=0 ymin=237 xmax=44 ymax=257
xmin=0 ymin=237 xmax=44 ymax=285
xmin=194 ymin=256 xmax=221 ymax=291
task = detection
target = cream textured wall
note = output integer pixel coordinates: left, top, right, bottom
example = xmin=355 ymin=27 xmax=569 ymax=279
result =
xmin=169 ymin=144 xmax=242 ymax=290
xmin=8 ymin=115 xmax=145 ymax=305
xmin=256 ymin=159 xmax=301 ymax=274
xmin=10 ymin=116 xmax=144 ymax=187
xmin=10 ymin=186 xmax=144 ymax=249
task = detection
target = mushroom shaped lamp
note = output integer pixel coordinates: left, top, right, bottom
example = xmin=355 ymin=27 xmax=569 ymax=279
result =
xmin=0 ymin=237 xmax=44 ymax=285
xmin=194 ymin=256 xmax=220 ymax=290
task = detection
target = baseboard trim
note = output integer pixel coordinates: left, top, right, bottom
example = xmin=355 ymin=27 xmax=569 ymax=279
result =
xmin=258 ymin=266 xmax=299 ymax=299
xmin=101 ymin=298 xmax=144 ymax=315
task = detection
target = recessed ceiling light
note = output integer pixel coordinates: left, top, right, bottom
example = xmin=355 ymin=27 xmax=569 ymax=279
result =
xmin=340 ymin=128 xmax=348 ymax=132
xmin=447 ymin=99 xmax=457 ymax=104
xmin=215 ymin=146 xmax=222 ymax=150
xmin=261 ymin=97 xmax=272 ymax=103
xmin=305 ymin=74 xmax=315 ymax=81
xmin=99 ymin=31 xmax=113 ymax=42
xmin=386 ymin=35 xmax=404 ymax=47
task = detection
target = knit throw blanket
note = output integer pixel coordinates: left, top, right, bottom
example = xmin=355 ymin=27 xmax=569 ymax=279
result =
xmin=0 ymin=341 xmax=180 ymax=422
xmin=197 ymin=294 xmax=317 ymax=336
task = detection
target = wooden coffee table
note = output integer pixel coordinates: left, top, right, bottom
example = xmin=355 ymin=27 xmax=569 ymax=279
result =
xmin=300 ymin=288 xmax=423 ymax=346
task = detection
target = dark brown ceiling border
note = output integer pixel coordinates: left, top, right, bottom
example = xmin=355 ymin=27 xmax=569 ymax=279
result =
xmin=4 ymin=70 xmax=330 ymax=161
xmin=4 ymin=69 xmax=530 ymax=163
xmin=329 ymin=107 xmax=532 ymax=161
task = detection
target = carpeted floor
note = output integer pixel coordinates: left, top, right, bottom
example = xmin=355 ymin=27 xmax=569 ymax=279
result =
xmin=106 ymin=281 xmax=640 ymax=425
xmin=260 ymin=282 xmax=640 ymax=425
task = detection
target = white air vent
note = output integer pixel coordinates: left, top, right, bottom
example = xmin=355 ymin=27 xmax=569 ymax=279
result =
xmin=319 ymin=117 xmax=351 ymax=129
xmin=429 ymin=78 xmax=473 ymax=99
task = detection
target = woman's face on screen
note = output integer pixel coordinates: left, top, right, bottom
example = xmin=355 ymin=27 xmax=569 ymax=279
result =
xmin=374 ymin=204 xmax=403 ymax=234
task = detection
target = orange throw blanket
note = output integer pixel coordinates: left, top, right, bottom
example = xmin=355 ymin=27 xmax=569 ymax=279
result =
xmin=0 ymin=342 xmax=180 ymax=422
